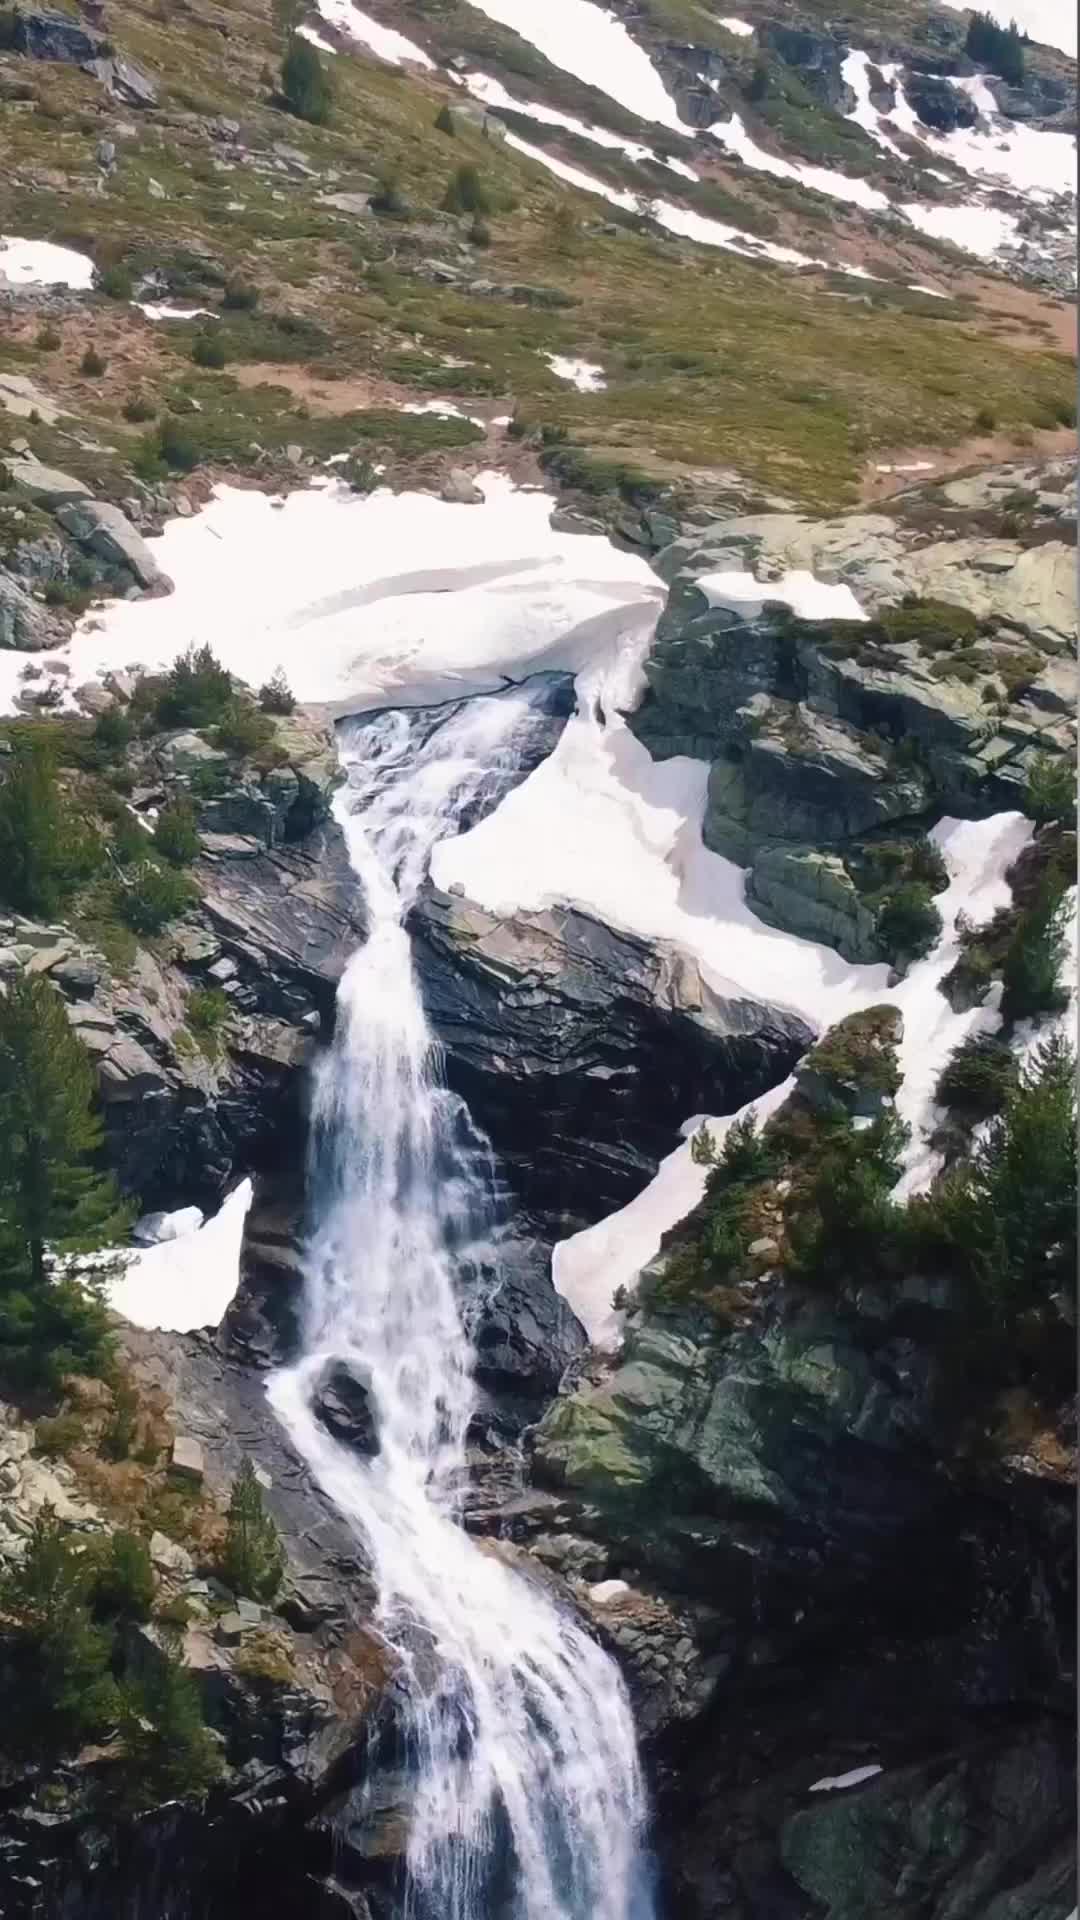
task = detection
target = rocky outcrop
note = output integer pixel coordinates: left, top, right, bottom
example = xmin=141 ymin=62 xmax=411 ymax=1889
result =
xmin=6 ymin=6 xmax=158 ymax=103
xmin=759 ymin=23 xmax=849 ymax=109
xmin=525 ymin=1274 xmax=1075 ymax=1917
xmin=0 ymin=1329 xmax=394 ymax=1920
xmin=0 ymin=568 xmax=66 ymax=649
xmin=630 ymin=459 xmax=1075 ymax=952
xmin=904 ymin=68 xmax=979 ymax=132
xmin=411 ymin=885 xmax=814 ymax=1232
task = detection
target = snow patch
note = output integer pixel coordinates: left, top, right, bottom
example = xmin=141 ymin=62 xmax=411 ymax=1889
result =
xmin=697 ymin=568 xmax=867 ymax=622
xmin=109 ymin=1180 xmax=253 ymax=1332
xmin=465 ymin=70 xmax=698 ymax=178
xmin=900 ymin=199 xmax=1021 ymax=259
xmin=462 ymin=0 xmax=685 ymax=130
xmin=314 ymin=0 xmax=434 ymax=65
xmin=503 ymin=129 xmax=641 ymax=210
xmin=0 ymin=236 xmax=95 ymax=289
xmin=132 ymin=1206 xmax=205 ymax=1246
xmin=545 ymin=352 xmax=607 ymax=391
xmin=296 ymin=21 xmax=337 ymax=51
xmin=717 ymin=16 xmax=753 ymax=35
xmin=137 ymin=301 xmax=217 ymax=320
xmin=809 ymin=1766 xmax=883 ymax=1793
xmin=544 ymin=802 xmax=1032 ymax=1342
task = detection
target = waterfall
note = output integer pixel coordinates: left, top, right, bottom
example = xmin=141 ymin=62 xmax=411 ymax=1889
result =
xmin=269 ymin=686 xmax=654 ymax=1920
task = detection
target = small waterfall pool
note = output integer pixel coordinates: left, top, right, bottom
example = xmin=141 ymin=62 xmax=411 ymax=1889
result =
xmin=269 ymin=684 xmax=656 ymax=1920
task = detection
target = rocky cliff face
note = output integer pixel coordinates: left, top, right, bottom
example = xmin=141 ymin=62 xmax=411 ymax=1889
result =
xmin=630 ymin=459 xmax=1075 ymax=958
xmin=411 ymin=884 xmax=814 ymax=1233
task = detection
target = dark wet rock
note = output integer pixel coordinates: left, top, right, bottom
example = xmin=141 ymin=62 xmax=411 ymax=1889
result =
xmin=904 ymin=68 xmax=979 ymax=132
xmin=7 ymin=9 xmax=159 ymax=103
xmin=313 ymin=1361 xmax=379 ymax=1456
xmin=759 ymin=24 xmax=849 ymax=109
xmin=466 ymin=1234 xmax=586 ymax=1431
xmin=411 ymin=886 xmax=813 ymax=1233
xmin=7 ymin=6 xmax=102 ymax=63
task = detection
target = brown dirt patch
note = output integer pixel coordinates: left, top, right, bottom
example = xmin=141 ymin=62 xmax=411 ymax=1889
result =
xmin=860 ymin=422 xmax=1076 ymax=502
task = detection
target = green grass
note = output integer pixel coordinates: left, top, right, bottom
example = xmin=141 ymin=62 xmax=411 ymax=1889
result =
xmin=0 ymin=0 xmax=1073 ymax=511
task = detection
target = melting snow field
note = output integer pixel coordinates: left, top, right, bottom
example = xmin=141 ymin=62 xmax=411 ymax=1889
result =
xmin=0 ymin=476 xmax=661 ymax=718
xmin=107 ymin=1180 xmax=253 ymax=1331
xmin=0 ymin=236 xmax=95 ymax=289
xmin=463 ymin=0 xmax=685 ymax=130
xmin=547 ymin=806 xmax=1032 ymax=1342
xmin=709 ymin=110 xmax=889 ymax=213
xmin=314 ymin=0 xmax=434 ymax=65
xmin=464 ymin=70 xmax=698 ymax=178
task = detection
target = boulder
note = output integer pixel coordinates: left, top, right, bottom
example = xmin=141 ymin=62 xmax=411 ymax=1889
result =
xmin=440 ymin=468 xmax=484 ymax=506
xmin=56 ymin=499 xmax=171 ymax=592
xmin=9 ymin=6 xmax=102 ymax=62
xmin=3 ymin=456 xmax=91 ymax=504
xmin=904 ymin=68 xmax=979 ymax=132
xmin=312 ymin=1360 xmax=378 ymax=1455
xmin=170 ymin=1434 xmax=205 ymax=1483
xmin=746 ymin=846 xmax=881 ymax=962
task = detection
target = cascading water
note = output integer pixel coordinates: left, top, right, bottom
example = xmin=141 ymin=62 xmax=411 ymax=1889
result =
xmin=269 ymin=685 xmax=654 ymax=1920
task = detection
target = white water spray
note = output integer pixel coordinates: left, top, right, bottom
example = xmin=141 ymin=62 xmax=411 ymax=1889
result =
xmin=269 ymin=688 xmax=654 ymax=1920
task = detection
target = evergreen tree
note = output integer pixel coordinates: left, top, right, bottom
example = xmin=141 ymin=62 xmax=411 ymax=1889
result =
xmin=118 ymin=1653 xmax=222 ymax=1808
xmin=1024 ymin=750 xmax=1074 ymax=828
xmin=0 ymin=1508 xmax=118 ymax=1758
xmin=1001 ymin=882 xmax=1070 ymax=1021
xmin=0 ymin=978 xmax=127 ymax=1384
xmin=965 ymin=10 xmax=1024 ymax=83
xmin=219 ymin=1457 xmax=285 ymax=1602
xmin=281 ymin=33 xmax=332 ymax=124
xmin=0 ymin=736 xmax=100 ymax=918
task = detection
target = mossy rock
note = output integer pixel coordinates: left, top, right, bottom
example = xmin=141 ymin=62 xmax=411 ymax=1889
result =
xmin=796 ymin=1005 xmax=903 ymax=1117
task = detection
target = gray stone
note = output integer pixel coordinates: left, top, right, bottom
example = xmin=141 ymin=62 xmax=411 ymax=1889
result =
xmin=0 ymin=571 xmax=64 ymax=651
xmin=56 ymin=499 xmax=172 ymax=591
xmin=149 ymin=1529 xmax=195 ymax=1575
xmin=157 ymin=730 xmax=229 ymax=775
xmin=0 ymin=374 xmax=63 ymax=424
xmin=440 ymin=468 xmax=484 ymax=506
xmin=215 ymin=1610 xmax=250 ymax=1645
xmin=747 ymin=846 xmax=881 ymax=964
xmin=3 ymin=456 xmax=91 ymax=504
xmin=51 ymin=954 xmax=100 ymax=997
xmin=170 ymin=1435 xmax=205 ymax=1483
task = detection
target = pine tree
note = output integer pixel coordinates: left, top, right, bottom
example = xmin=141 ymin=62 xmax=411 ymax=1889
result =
xmin=220 ymin=1457 xmax=286 ymax=1602
xmin=0 ymin=1508 xmax=118 ymax=1758
xmin=0 ymin=977 xmax=128 ymax=1384
xmin=0 ymin=736 xmax=100 ymax=918
xmin=281 ymin=33 xmax=332 ymax=125
xmin=0 ymin=975 xmax=129 ymax=1290
xmin=118 ymin=1653 xmax=222 ymax=1807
